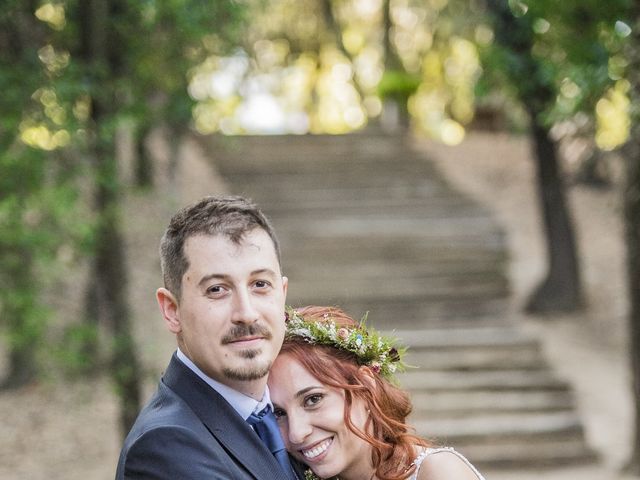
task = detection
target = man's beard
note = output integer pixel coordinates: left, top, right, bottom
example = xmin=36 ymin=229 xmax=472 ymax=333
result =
xmin=223 ymin=357 xmax=271 ymax=381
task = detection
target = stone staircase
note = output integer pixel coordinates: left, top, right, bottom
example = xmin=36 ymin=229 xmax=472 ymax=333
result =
xmin=200 ymin=130 xmax=597 ymax=469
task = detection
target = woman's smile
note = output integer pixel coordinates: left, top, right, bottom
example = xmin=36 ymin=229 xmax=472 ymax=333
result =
xmin=300 ymin=437 xmax=333 ymax=461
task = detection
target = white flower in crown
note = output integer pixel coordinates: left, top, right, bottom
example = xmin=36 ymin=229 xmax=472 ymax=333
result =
xmin=327 ymin=322 xmax=337 ymax=341
xmin=290 ymin=327 xmax=312 ymax=339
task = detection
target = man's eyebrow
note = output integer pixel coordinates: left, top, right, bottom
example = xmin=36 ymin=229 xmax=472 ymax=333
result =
xmin=197 ymin=273 xmax=229 ymax=287
xmin=197 ymin=269 xmax=278 ymax=287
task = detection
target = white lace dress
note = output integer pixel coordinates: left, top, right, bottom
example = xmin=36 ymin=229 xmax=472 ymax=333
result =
xmin=409 ymin=447 xmax=486 ymax=480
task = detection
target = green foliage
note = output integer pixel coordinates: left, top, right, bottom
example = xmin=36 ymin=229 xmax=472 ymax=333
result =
xmin=377 ymin=69 xmax=422 ymax=101
xmin=0 ymin=0 xmax=247 ymax=387
xmin=55 ymin=323 xmax=101 ymax=376
xmin=0 ymin=2 xmax=87 ymax=384
xmin=480 ymin=0 xmax=633 ymax=126
xmin=118 ymin=0 xmax=246 ymax=129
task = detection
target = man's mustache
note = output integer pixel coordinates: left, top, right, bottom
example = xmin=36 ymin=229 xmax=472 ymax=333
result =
xmin=221 ymin=324 xmax=272 ymax=344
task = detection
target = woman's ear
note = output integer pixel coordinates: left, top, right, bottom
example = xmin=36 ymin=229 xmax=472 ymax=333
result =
xmin=156 ymin=287 xmax=181 ymax=334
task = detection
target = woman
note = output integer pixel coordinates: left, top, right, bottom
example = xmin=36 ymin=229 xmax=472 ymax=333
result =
xmin=268 ymin=305 xmax=486 ymax=480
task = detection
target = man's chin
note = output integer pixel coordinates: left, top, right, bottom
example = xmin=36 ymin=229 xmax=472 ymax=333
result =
xmin=223 ymin=360 xmax=271 ymax=382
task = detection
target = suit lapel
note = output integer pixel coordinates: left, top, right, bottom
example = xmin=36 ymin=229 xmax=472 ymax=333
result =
xmin=162 ymin=354 xmax=293 ymax=480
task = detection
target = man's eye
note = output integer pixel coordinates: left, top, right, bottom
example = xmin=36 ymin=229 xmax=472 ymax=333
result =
xmin=273 ymin=407 xmax=286 ymax=419
xmin=254 ymin=280 xmax=270 ymax=288
xmin=207 ymin=285 xmax=223 ymax=294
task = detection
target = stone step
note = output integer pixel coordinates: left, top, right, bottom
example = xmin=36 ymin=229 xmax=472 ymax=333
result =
xmin=215 ymin=152 xmax=435 ymax=175
xmin=259 ymin=197 xmax=491 ymax=219
xmin=283 ymin=253 xmax=505 ymax=272
xmin=409 ymin=390 xmax=576 ymax=416
xmin=280 ymin=239 xmax=507 ymax=266
xmin=412 ymin=412 xmax=600 ymax=469
xmin=208 ymin=129 xmax=406 ymax=148
xmin=397 ymin=369 xmax=569 ymax=392
xmin=206 ymin=133 xmax=429 ymax=167
xmin=204 ymin=131 xmax=595 ymax=469
xmin=286 ymin=261 xmax=506 ymax=284
xmin=401 ymin=338 xmax=546 ymax=370
xmin=294 ymin=298 xmax=510 ymax=328
xmin=391 ymin=326 xmax=536 ymax=349
xmin=271 ymin=215 xmax=504 ymax=241
xmin=455 ymin=440 xmax=598 ymax=470
xmin=223 ymin=177 xmax=452 ymax=199
xmin=218 ymin=155 xmax=442 ymax=174
xmin=412 ymin=411 xmax=585 ymax=444
xmin=279 ymin=235 xmax=506 ymax=261
xmin=222 ymin=175 xmax=452 ymax=200
xmin=404 ymin=344 xmax=546 ymax=371
xmin=287 ymin=274 xmax=508 ymax=306
xmin=285 ymin=253 xmax=505 ymax=276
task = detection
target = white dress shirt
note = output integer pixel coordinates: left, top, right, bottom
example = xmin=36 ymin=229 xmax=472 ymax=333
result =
xmin=176 ymin=348 xmax=271 ymax=419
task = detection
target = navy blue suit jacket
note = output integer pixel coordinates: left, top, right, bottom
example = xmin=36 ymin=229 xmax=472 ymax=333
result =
xmin=115 ymin=353 xmax=304 ymax=479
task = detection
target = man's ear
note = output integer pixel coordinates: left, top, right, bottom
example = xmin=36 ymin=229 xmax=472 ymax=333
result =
xmin=157 ymin=287 xmax=181 ymax=334
xmin=282 ymin=275 xmax=289 ymax=298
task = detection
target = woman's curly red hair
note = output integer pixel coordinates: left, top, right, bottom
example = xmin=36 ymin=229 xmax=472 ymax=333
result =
xmin=280 ymin=306 xmax=432 ymax=480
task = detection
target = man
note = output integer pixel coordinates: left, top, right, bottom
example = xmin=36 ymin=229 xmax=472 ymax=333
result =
xmin=116 ymin=195 xmax=303 ymax=479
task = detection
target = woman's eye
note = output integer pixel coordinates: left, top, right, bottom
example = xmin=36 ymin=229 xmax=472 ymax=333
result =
xmin=304 ymin=393 xmax=323 ymax=408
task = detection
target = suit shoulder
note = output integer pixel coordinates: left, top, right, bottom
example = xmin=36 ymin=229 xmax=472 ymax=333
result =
xmin=117 ymin=425 xmax=233 ymax=479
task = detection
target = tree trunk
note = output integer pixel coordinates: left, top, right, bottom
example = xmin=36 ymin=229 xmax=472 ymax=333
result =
xmin=573 ymin=148 xmax=611 ymax=188
xmin=134 ymin=122 xmax=153 ymax=187
xmin=380 ymin=0 xmax=410 ymax=130
xmin=525 ymin=115 xmax=583 ymax=312
xmin=487 ymin=0 xmax=583 ymax=313
xmin=77 ymin=0 xmax=142 ymax=436
xmin=93 ymin=144 xmax=142 ymax=432
xmin=1 ymin=245 xmax=41 ymax=389
xmin=623 ymin=6 xmax=640 ymax=474
xmin=0 ymin=5 xmax=45 ymax=389
xmin=624 ymin=139 xmax=640 ymax=474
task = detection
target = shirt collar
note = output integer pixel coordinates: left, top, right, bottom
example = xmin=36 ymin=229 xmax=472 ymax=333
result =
xmin=176 ymin=348 xmax=272 ymax=420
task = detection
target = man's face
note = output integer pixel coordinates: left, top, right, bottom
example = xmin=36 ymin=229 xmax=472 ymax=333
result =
xmin=164 ymin=229 xmax=288 ymax=396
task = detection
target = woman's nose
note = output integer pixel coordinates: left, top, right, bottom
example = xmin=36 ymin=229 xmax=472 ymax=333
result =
xmin=286 ymin=411 xmax=313 ymax=445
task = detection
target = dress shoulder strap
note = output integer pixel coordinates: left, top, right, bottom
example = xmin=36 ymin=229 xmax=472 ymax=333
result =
xmin=410 ymin=447 xmax=486 ymax=480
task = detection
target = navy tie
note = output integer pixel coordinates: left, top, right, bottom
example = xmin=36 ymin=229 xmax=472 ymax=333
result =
xmin=247 ymin=405 xmax=297 ymax=480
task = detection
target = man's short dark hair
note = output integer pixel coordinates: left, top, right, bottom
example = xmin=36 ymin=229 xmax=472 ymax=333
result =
xmin=159 ymin=195 xmax=280 ymax=300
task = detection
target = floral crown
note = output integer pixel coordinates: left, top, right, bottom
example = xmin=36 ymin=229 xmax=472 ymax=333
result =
xmin=284 ymin=306 xmax=407 ymax=379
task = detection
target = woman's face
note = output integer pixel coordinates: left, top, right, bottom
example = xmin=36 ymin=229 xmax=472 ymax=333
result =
xmin=268 ymin=353 xmax=373 ymax=480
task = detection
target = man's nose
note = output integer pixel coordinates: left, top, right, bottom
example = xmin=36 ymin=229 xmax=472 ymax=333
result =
xmin=231 ymin=289 xmax=259 ymax=324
